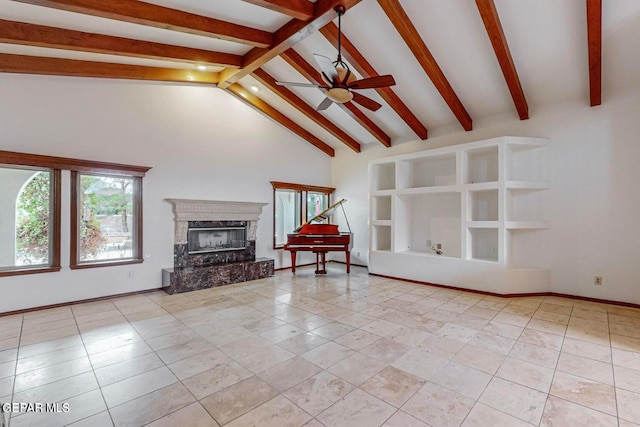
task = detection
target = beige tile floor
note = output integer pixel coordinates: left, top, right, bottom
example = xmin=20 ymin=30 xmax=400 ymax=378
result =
xmin=1 ymin=264 xmax=640 ymax=426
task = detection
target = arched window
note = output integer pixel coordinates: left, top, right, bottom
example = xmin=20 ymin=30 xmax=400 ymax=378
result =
xmin=15 ymin=171 xmax=51 ymax=266
xmin=0 ymin=162 xmax=61 ymax=276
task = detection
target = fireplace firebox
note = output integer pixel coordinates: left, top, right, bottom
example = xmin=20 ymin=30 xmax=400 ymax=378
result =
xmin=188 ymin=226 xmax=246 ymax=254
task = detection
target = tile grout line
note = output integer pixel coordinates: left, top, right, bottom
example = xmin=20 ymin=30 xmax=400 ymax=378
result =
xmin=69 ymin=305 xmax=115 ymax=427
xmin=607 ymin=309 xmax=620 ymax=422
xmin=5 ymin=316 xmax=24 ymax=427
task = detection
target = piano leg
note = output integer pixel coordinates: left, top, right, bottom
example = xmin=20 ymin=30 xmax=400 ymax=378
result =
xmin=315 ymin=251 xmax=327 ymax=274
xmin=290 ymin=251 xmax=297 ymax=274
xmin=346 ymin=251 xmax=351 ymax=274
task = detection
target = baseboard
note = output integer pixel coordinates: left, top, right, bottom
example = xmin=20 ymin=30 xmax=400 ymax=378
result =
xmin=369 ymin=272 xmax=640 ymax=310
xmin=274 ymin=262 xmax=315 ymax=272
xmin=0 ymin=288 xmax=160 ymax=317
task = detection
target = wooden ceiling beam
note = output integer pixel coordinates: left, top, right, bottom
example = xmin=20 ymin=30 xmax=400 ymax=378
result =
xmin=218 ymin=0 xmax=363 ymax=88
xmin=0 ymin=19 xmax=243 ymax=68
xmin=12 ymin=0 xmax=273 ymax=48
xmin=586 ymin=0 xmax=602 ymax=107
xmin=0 ymin=54 xmax=220 ymax=84
xmin=475 ymin=0 xmax=528 ymax=120
xmin=241 ymin=0 xmax=314 ymax=21
xmin=226 ymin=83 xmax=335 ymax=157
xmin=280 ymin=48 xmax=391 ymax=147
xmin=319 ymin=22 xmax=428 ymax=140
xmin=377 ymin=0 xmax=473 ymax=131
xmin=252 ymin=68 xmax=361 ymax=153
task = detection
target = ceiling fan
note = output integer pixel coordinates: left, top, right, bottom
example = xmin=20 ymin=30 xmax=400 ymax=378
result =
xmin=276 ymin=5 xmax=396 ymax=112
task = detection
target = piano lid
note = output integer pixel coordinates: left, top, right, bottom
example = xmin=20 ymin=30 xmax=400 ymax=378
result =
xmin=294 ymin=198 xmax=350 ymax=233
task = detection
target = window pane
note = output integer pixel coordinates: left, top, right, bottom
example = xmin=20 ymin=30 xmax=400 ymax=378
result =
xmin=0 ymin=167 xmax=52 ymax=269
xmin=274 ymin=189 xmax=300 ymax=247
xmin=307 ymin=192 xmax=329 ymax=221
xmin=79 ymin=175 xmax=136 ymax=262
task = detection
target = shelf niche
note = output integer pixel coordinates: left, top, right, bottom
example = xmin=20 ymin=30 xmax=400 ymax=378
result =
xmin=469 ymin=189 xmax=499 ymax=221
xmin=468 ymin=228 xmax=499 ymax=262
xmin=396 ymin=193 xmax=461 ymax=258
xmin=465 ymin=146 xmax=498 ymax=184
xmin=398 ymin=154 xmax=456 ymax=189
xmin=507 ymin=142 xmax=548 ymax=182
xmin=372 ymin=225 xmax=391 ymax=251
xmin=371 ymin=162 xmax=395 ymax=191
xmin=372 ymin=196 xmax=392 ymax=221
xmin=507 ymin=188 xmax=545 ymax=222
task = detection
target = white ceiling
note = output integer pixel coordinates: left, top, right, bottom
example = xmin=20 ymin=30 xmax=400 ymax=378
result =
xmin=1 ymin=0 xmax=639 ymax=151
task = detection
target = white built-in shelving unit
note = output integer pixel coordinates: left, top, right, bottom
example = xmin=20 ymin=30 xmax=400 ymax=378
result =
xmin=368 ymin=136 xmax=550 ymax=294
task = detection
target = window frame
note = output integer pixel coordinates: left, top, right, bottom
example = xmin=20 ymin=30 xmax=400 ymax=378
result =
xmin=0 ymin=160 xmax=61 ymax=277
xmin=270 ymin=181 xmax=335 ymax=250
xmin=70 ymin=171 xmax=144 ymax=269
xmin=0 ymin=150 xmax=150 ymax=275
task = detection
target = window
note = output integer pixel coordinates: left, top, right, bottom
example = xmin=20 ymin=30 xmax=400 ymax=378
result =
xmin=0 ymin=163 xmax=61 ymax=277
xmin=71 ymin=172 xmax=143 ymax=268
xmin=0 ymin=150 xmax=150 ymax=275
xmin=271 ymin=181 xmax=335 ymax=249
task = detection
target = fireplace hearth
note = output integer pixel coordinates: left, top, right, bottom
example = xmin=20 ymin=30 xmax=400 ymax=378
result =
xmin=162 ymin=199 xmax=274 ymax=294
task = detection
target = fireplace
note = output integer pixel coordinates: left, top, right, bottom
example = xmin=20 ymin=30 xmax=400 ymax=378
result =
xmin=162 ymin=199 xmax=274 ymax=294
xmin=188 ymin=224 xmax=246 ymax=254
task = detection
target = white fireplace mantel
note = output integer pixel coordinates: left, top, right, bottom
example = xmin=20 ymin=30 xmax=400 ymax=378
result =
xmin=165 ymin=199 xmax=268 ymax=243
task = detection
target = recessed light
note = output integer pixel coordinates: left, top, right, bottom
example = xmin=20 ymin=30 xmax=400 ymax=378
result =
xmin=250 ymin=85 xmax=259 ymax=93
xmin=197 ymin=65 xmax=207 ymax=71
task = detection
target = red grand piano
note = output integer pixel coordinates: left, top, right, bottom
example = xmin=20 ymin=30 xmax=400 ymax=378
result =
xmin=284 ymin=199 xmax=353 ymax=274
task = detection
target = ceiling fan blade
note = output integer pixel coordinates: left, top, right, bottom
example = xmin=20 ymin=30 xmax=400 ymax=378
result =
xmin=314 ymin=54 xmax=338 ymax=84
xmin=276 ymin=81 xmax=326 ymax=89
xmin=316 ymin=97 xmax=334 ymax=111
xmin=349 ymin=75 xmax=396 ymax=90
xmin=352 ymin=92 xmax=382 ymax=111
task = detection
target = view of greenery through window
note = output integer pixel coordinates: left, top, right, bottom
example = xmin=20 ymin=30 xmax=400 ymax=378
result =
xmin=79 ymin=175 xmax=134 ymax=262
xmin=1 ymin=152 xmax=147 ymax=274
xmin=15 ymin=171 xmax=51 ymax=266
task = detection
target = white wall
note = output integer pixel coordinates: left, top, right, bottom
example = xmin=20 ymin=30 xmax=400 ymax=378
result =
xmin=332 ymin=87 xmax=640 ymax=305
xmin=0 ymin=74 xmax=331 ymax=312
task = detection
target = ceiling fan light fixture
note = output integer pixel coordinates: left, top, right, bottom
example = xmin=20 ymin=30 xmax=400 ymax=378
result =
xmin=276 ymin=4 xmax=395 ymax=112
xmin=326 ymin=87 xmax=353 ymax=104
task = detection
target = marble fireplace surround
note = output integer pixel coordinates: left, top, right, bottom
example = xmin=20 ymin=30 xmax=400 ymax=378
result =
xmin=163 ymin=199 xmax=274 ymax=294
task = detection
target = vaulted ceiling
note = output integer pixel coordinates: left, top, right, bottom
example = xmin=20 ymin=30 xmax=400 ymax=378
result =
xmin=1 ymin=0 xmax=639 ymax=157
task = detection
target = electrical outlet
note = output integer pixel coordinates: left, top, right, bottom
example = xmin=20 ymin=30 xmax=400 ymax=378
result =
xmin=594 ymin=276 xmax=602 ymax=286
xmin=127 ymin=271 xmax=135 ymax=279
xmin=356 ymin=251 xmax=361 ymax=257
xmin=436 ymin=243 xmax=442 ymax=250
